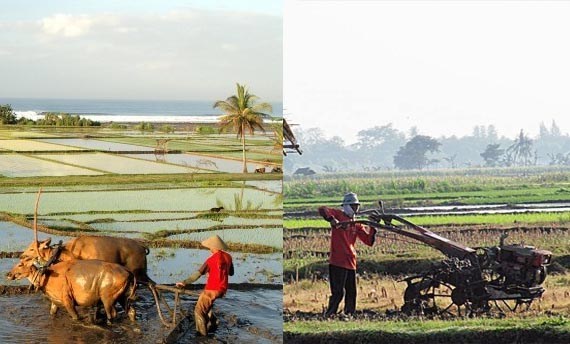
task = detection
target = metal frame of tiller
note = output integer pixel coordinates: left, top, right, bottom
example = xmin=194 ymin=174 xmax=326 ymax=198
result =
xmin=338 ymin=201 xmax=552 ymax=317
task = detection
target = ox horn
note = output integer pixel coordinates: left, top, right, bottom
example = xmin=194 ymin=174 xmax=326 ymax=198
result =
xmin=33 ymin=188 xmax=43 ymax=260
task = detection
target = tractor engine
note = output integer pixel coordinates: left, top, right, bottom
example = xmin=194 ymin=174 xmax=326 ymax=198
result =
xmin=498 ymin=244 xmax=551 ymax=287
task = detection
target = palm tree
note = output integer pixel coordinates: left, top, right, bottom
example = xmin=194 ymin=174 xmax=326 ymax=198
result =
xmin=271 ymin=121 xmax=284 ymax=154
xmin=214 ymin=83 xmax=272 ymax=173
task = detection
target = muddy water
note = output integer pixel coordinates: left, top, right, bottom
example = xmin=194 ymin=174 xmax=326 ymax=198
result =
xmin=0 ymin=287 xmax=283 ymax=343
xmin=146 ymin=249 xmax=283 ymax=285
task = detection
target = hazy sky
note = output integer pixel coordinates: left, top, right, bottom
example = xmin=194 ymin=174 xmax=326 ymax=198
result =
xmin=0 ymin=0 xmax=282 ymax=101
xmin=284 ymin=0 xmax=570 ymax=143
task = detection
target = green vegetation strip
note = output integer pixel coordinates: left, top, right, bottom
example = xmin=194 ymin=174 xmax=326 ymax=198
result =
xmin=285 ymin=211 xmax=570 ymax=228
xmin=0 ymin=172 xmax=281 ymax=187
xmin=285 ymin=170 xmax=570 ymax=197
xmin=143 ymin=224 xmax=279 ymax=240
xmin=285 ymin=188 xmax=570 ymax=209
xmin=284 ymin=317 xmax=570 ymax=344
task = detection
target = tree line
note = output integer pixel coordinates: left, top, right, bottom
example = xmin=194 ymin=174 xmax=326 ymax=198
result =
xmin=285 ymin=121 xmax=570 ymax=173
xmin=1 ymin=104 xmax=100 ymax=127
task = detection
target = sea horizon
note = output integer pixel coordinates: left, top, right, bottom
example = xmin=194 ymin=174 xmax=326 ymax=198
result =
xmin=1 ymin=97 xmax=283 ymax=123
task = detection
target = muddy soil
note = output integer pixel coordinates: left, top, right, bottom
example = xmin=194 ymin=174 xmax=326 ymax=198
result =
xmin=0 ymin=287 xmax=282 ymax=344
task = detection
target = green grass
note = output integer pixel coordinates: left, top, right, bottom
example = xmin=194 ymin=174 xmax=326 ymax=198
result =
xmin=285 ymin=170 xmax=570 ymax=208
xmin=284 ymin=316 xmax=570 ymax=343
xmin=285 ymin=316 xmax=570 ymax=334
xmin=285 ymin=187 xmax=570 ymax=209
xmin=0 ymin=172 xmax=281 ymax=187
xmin=100 ymin=136 xmax=273 ymax=150
xmin=285 ymin=211 xmax=570 ymax=228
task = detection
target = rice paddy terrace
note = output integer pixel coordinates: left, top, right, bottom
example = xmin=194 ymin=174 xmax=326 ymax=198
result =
xmin=0 ymin=126 xmax=283 ymax=343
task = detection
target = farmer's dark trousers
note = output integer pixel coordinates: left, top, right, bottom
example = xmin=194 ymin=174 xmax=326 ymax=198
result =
xmin=325 ymin=264 xmax=356 ymax=316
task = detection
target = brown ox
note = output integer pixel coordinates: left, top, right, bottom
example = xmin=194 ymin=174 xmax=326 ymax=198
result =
xmin=16 ymin=189 xmax=169 ymax=325
xmin=7 ymin=258 xmax=136 ymax=324
xmin=20 ymin=236 xmax=154 ymax=285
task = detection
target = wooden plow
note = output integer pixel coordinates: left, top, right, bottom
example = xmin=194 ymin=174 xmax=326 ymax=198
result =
xmin=152 ymin=284 xmax=200 ymax=328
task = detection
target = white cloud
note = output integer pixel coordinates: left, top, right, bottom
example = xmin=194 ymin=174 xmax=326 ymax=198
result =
xmin=39 ymin=13 xmax=120 ymax=38
xmin=40 ymin=14 xmax=94 ymax=37
xmin=2 ymin=9 xmax=282 ymax=100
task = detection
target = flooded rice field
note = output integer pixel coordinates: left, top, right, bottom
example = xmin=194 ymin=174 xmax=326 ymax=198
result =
xmin=0 ymin=139 xmax=82 ymax=151
xmin=0 ymin=187 xmax=278 ymax=214
xmin=0 ymin=181 xmax=283 ymax=342
xmin=37 ymin=138 xmax=154 ymax=152
xmin=0 ymin=185 xmax=282 ymax=249
xmin=1 ymin=129 xmax=283 ymax=342
xmin=125 ymin=153 xmax=269 ymax=174
xmin=0 ymin=137 xmax=279 ymax=175
xmin=0 ymin=287 xmax=282 ymax=343
xmin=0 ymin=154 xmax=103 ymax=177
xmin=36 ymin=153 xmax=199 ymax=174
xmin=171 ymin=228 xmax=283 ymax=249
xmin=0 ymin=225 xmax=283 ymax=342
xmin=0 ymin=221 xmax=72 ymax=252
xmin=400 ymin=202 xmax=570 ymax=216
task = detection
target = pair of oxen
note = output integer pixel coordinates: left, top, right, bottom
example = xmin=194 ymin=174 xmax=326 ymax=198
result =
xmin=6 ymin=191 xmax=159 ymax=325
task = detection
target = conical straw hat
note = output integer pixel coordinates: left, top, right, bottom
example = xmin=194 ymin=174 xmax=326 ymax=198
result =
xmin=201 ymin=235 xmax=228 ymax=251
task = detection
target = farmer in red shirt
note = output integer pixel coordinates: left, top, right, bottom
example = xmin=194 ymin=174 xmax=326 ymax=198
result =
xmin=176 ymin=235 xmax=234 ymax=336
xmin=318 ymin=192 xmax=376 ymax=317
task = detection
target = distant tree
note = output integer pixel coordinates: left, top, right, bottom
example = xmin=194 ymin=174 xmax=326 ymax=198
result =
xmin=108 ymin=122 xmax=127 ymax=130
xmin=408 ymin=126 xmax=419 ymax=138
xmin=17 ymin=117 xmax=35 ymax=125
xmin=394 ymin=135 xmax=441 ymax=170
xmin=159 ymin=124 xmax=174 ymax=133
xmin=551 ymin=120 xmax=561 ymax=137
xmin=195 ymin=126 xmax=216 ymax=135
xmin=539 ymin=121 xmax=549 ymax=138
xmin=480 ymin=143 xmax=504 ymax=167
xmin=136 ymin=121 xmax=154 ymax=133
xmin=487 ymin=125 xmax=498 ymax=141
xmin=548 ymin=152 xmax=570 ymax=166
xmin=505 ymin=129 xmax=534 ymax=166
xmin=0 ymin=104 xmax=17 ymax=125
xmin=472 ymin=125 xmax=487 ymax=138
xmin=472 ymin=126 xmax=481 ymax=138
xmin=215 ymin=83 xmax=272 ymax=173
xmin=36 ymin=112 xmax=99 ymax=126
xmin=443 ymin=154 xmax=458 ymax=169
xmin=356 ymin=123 xmax=405 ymax=149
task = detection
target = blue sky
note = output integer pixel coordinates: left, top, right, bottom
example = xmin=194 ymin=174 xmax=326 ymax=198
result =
xmin=0 ymin=1 xmax=282 ymax=101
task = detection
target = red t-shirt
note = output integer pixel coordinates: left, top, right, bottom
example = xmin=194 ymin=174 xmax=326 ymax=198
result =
xmin=199 ymin=250 xmax=234 ymax=294
xmin=318 ymin=206 xmax=376 ymax=270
